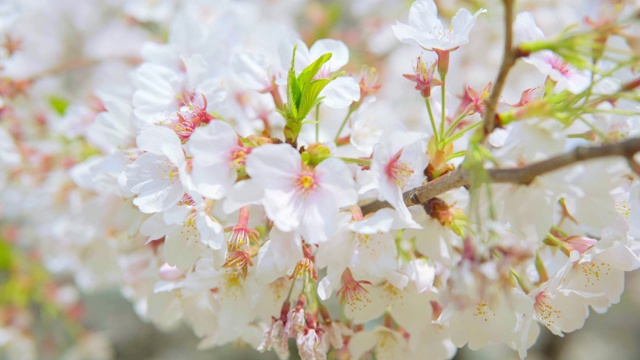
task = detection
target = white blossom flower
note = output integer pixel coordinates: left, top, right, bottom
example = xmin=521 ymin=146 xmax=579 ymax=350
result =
xmin=124 ymin=126 xmax=190 ymax=214
xmin=514 ymin=12 xmax=590 ymax=94
xmin=392 ymin=0 xmax=486 ymax=51
xmin=365 ymin=130 xmax=428 ymax=227
xmin=141 ymin=193 xmax=224 ymax=269
xmin=349 ymin=326 xmax=413 ymax=359
xmin=244 ymin=144 xmax=357 ymax=244
xmin=187 ymin=120 xmax=249 ymax=200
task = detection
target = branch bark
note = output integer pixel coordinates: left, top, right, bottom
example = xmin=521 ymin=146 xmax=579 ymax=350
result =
xmin=360 ymin=137 xmax=640 ymax=215
xmin=481 ymin=0 xmax=517 ymax=140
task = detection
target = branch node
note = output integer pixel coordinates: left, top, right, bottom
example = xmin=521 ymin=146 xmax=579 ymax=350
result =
xmin=410 ymin=192 xmax=420 ymax=205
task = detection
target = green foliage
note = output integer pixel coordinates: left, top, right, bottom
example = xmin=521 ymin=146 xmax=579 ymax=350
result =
xmin=48 ymin=95 xmax=70 ymax=116
xmin=281 ymin=46 xmax=343 ymax=144
xmin=301 ymin=143 xmax=331 ymax=166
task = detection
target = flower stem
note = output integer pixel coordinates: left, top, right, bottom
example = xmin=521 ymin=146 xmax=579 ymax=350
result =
xmin=439 ymin=79 xmax=447 ymax=145
xmin=269 ymin=84 xmax=284 ymax=111
xmin=444 ymin=111 xmax=468 ymax=138
xmin=315 ymin=104 xmax=320 ymax=143
xmin=334 ymin=107 xmax=354 ymax=143
xmin=442 ymin=121 xmax=481 ymax=146
xmin=338 ymin=157 xmax=371 ymax=166
xmin=425 ymin=98 xmax=439 ymax=146
xmin=446 ymin=150 xmax=467 ymax=161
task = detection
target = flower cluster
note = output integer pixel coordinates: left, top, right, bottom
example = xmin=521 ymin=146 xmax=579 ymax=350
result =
xmin=1 ymin=0 xmax=640 ymax=359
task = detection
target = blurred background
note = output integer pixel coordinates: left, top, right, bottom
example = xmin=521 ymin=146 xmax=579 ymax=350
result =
xmin=1 ymin=0 xmax=639 ymax=359
xmin=79 ymin=271 xmax=640 ymax=359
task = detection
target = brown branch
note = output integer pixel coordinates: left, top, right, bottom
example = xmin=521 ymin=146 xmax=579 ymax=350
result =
xmin=361 ymin=137 xmax=640 ymax=215
xmin=481 ymin=0 xmax=517 ymax=140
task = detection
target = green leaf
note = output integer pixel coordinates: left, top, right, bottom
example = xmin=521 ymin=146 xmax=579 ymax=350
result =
xmin=0 ymin=240 xmax=12 ymax=270
xmin=286 ymin=47 xmax=301 ymax=120
xmin=282 ymin=45 xmax=342 ymax=143
xmin=297 ymin=71 xmax=342 ymax=121
xmin=298 ymin=81 xmax=331 ymax=121
xmin=48 ymin=96 xmax=69 ymax=116
xmin=297 ymin=52 xmax=333 ymax=91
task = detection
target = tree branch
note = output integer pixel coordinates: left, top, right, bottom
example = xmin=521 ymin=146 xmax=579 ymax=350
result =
xmin=481 ymin=0 xmax=517 ymax=140
xmin=360 ymin=137 xmax=640 ymax=215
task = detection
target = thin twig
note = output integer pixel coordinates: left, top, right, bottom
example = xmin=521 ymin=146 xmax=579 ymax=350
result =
xmin=361 ymin=137 xmax=640 ymax=215
xmin=481 ymin=0 xmax=517 ymax=140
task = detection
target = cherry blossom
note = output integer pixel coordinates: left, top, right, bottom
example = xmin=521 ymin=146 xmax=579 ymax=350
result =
xmin=392 ymin=0 xmax=487 ymax=52
xmin=2 ymin=0 xmax=640 ymax=359
xmin=243 ymin=144 xmax=357 ymax=244
xmin=124 ymin=125 xmax=190 ymax=214
xmin=187 ymin=120 xmax=249 ymax=200
xmin=514 ymin=12 xmax=591 ymax=94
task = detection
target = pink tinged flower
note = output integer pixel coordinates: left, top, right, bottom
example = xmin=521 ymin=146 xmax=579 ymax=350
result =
xmin=356 ymin=66 xmax=382 ymax=99
xmin=187 ymin=121 xmax=248 ymax=200
xmin=531 ymin=290 xmax=588 ymax=336
xmin=336 ymin=268 xmax=372 ymax=307
xmin=514 ymin=12 xmax=590 ymax=94
xmin=171 ymin=94 xmax=215 ymax=141
xmin=392 ymin=0 xmax=487 ymax=51
xmin=284 ymin=300 xmax=307 ymax=339
xmin=403 ymin=55 xmax=442 ymax=98
xmin=458 ymin=82 xmax=492 ymax=116
xmin=245 ymin=144 xmax=357 ymax=244
xmin=258 ymin=319 xmax=289 ymax=358
xmin=125 ymin=126 xmax=188 ymax=214
xmin=297 ymin=329 xmax=326 ymax=360
xmin=563 ymin=236 xmax=597 ymax=255
xmin=512 ymin=87 xmax=542 ymax=108
xmin=132 ymin=53 xmax=225 ymax=125
xmin=564 ymin=242 xmax=640 ymax=310
xmin=369 ymin=131 xmax=428 ymax=227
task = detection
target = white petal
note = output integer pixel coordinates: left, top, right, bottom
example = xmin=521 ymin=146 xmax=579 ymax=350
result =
xmin=141 ymin=213 xmax=173 ymax=241
xmin=315 ymin=158 xmax=358 ymax=207
xmin=409 ymin=0 xmax=440 ymax=31
xmin=232 ymin=51 xmax=271 ymax=90
xmin=319 ymin=77 xmax=360 ymax=109
xmin=223 ymin=180 xmax=265 ymax=214
xmin=187 ymin=121 xmax=238 ymax=199
xmin=309 ymin=39 xmax=349 ymax=71
xmin=132 ymin=64 xmax=180 ymax=124
xmin=392 ymin=22 xmax=430 ymax=48
xmin=137 ymin=125 xmax=182 ymax=155
xmin=164 ymin=230 xmax=203 ymax=270
xmin=299 ymin=189 xmax=338 ymax=244
xmin=451 ymin=8 xmax=486 ymax=41
xmin=245 ymin=144 xmax=300 ymax=185
xmin=196 ymin=213 xmax=225 ymax=250
xmin=514 ymin=12 xmax=545 ymax=44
